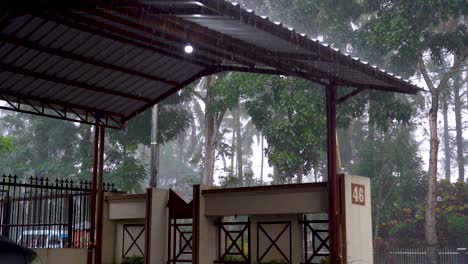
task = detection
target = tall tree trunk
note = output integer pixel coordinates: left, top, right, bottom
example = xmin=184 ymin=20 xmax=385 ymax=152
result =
xmin=297 ymin=163 xmax=304 ymax=183
xmin=231 ymin=110 xmax=236 ymax=173
xmin=313 ymin=164 xmax=319 ymax=182
xmin=260 ymin=134 xmax=264 ymax=183
xmin=420 ymin=55 xmax=465 ymax=264
xmin=273 ymin=166 xmax=279 ymax=184
xmin=426 ymin=91 xmax=439 ymax=264
xmin=202 ymin=75 xmax=227 ymax=186
xmin=374 ymin=200 xmax=382 ymax=243
xmin=177 ymin=132 xmax=185 ymax=180
xmin=203 ymin=76 xmax=216 ymax=186
xmin=453 ymin=71 xmax=464 ymax=182
xmin=442 ymin=99 xmax=451 ymax=181
xmin=234 ymin=104 xmax=243 ymax=185
xmin=78 ymin=126 xmax=93 ymax=181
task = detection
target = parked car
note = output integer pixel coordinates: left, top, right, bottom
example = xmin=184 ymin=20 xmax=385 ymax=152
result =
xmin=0 ymin=235 xmax=40 ymax=264
xmin=18 ymin=230 xmax=66 ymax=248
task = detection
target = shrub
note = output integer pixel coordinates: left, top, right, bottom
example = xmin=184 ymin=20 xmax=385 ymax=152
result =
xmin=121 ymin=255 xmax=144 ymax=264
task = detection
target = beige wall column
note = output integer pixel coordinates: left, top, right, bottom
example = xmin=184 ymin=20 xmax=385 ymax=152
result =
xmin=343 ymin=175 xmax=373 ymax=264
xmin=149 ymin=188 xmax=169 ymax=264
xmin=194 ymin=185 xmax=217 ymax=264
xmin=102 ymin=193 xmax=116 ymax=264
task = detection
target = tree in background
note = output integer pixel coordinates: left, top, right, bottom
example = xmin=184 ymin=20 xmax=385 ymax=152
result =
xmin=242 ymin=75 xmax=328 ymax=183
xmin=356 ymin=1 xmax=467 ymax=261
xmin=0 ymin=115 xmax=79 ymax=180
xmin=234 ymin=0 xmax=467 ymax=254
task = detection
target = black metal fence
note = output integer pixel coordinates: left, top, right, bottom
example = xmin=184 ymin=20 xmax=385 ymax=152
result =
xmin=374 ymin=248 xmax=468 ymax=264
xmin=0 ymin=174 xmax=115 ymax=249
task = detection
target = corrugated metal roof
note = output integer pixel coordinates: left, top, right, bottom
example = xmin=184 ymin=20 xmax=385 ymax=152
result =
xmin=0 ymin=0 xmax=420 ymax=128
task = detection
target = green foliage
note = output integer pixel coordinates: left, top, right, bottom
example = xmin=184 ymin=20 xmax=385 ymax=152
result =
xmin=219 ymin=167 xmax=260 ymax=188
xmin=379 ymin=180 xmax=467 ymax=247
xmin=355 ymin=0 xmax=467 ymax=76
xmin=121 ymin=255 xmax=144 ymax=264
xmin=436 ymin=180 xmax=468 ymax=246
xmin=0 ymin=115 xmax=79 ymax=179
xmin=0 ymin=136 xmax=12 ymax=153
xmin=242 ymin=75 xmax=327 ymax=181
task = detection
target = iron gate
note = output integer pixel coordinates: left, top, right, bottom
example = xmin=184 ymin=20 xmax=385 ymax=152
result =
xmin=0 ymin=174 xmax=115 ymax=248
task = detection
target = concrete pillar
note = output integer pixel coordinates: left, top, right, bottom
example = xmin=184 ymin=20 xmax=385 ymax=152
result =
xmin=195 ymin=186 xmax=217 ymax=264
xmin=101 ymin=193 xmax=116 ymax=264
xmin=149 ymin=188 xmax=169 ymax=264
xmin=343 ymin=175 xmax=373 ymax=264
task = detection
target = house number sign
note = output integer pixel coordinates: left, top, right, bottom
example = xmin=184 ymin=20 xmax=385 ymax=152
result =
xmin=351 ymin=183 xmax=365 ymax=206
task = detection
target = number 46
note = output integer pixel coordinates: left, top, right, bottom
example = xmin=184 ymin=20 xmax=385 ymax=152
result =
xmin=352 ymin=184 xmax=365 ymax=205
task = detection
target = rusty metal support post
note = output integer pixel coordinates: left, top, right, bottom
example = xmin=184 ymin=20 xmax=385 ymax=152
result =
xmin=95 ymin=125 xmax=105 ymax=264
xmin=88 ymin=124 xmax=100 ymax=264
xmin=326 ymin=84 xmax=342 ymax=263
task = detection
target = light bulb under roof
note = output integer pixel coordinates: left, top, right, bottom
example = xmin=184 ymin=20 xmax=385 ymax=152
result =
xmin=184 ymin=44 xmax=194 ymax=54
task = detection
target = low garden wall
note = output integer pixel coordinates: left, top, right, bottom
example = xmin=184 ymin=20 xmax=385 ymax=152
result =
xmin=34 ymin=248 xmax=87 ymax=264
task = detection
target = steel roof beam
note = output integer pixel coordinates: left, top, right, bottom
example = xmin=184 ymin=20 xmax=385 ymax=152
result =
xmin=88 ymin=8 xmax=257 ymax=68
xmin=0 ymin=63 xmax=153 ymax=103
xmin=0 ymin=86 xmax=124 ymax=117
xmin=0 ymin=33 xmax=181 ymax=87
xmin=0 ymin=91 xmax=124 ymax=128
xmin=201 ymin=0 xmax=419 ymax=94
xmin=39 ymin=12 xmax=217 ymax=68
xmin=158 ymin=18 xmax=350 ymax=86
xmin=99 ymin=7 xmax=330 ymax=82
xmin=121 ymin=10 xmax=362 ymax=86
xmin=123 ymin=67 xmax=216 ymax=122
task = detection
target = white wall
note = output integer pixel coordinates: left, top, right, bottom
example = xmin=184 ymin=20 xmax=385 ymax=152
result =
xmin=344 ymin=175 xmax=373 ymax=264
xmin=203 ymin=184 xmax=327 ymax=216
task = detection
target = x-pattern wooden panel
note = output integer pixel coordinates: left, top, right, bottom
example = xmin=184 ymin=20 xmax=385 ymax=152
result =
xmin=122 ymin=224 xmax=145 ymax=258
xmin=257 ymin=221 xmax=292 ymax=263
xmin=216 ymin=218 xmax=250 ymax=263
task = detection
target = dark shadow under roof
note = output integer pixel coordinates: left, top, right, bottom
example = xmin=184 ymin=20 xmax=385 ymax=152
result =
xmin=0 ymin=0 xmax=420 ymax=128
